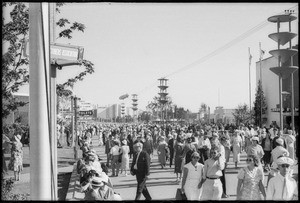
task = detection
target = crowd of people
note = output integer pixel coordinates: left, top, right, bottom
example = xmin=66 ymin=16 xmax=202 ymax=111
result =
xmin=2 ymin=120 xmax=298 ymax=200
xmin=74 ymin=121 xmax=298 ymax=201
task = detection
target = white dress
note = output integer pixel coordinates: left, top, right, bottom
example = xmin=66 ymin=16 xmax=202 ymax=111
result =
xmin=183 ymin=162 xmax=204 ymax=200
xmin=120 ymin=145 xmax=130 ymax=170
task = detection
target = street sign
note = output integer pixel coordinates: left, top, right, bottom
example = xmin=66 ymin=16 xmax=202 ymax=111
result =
xmin=51 ymin=43 xmax=84 ymax=61
xmin=271 ymin=107 xmax=299 ymax=112
xmin=78 ymin=110 xmax=93 ymax=116
xmin=24 ymin=40 xmax=84 ymax=66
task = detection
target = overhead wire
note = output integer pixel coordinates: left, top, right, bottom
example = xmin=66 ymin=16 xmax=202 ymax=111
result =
xmin=136 ymin=4 xmax=298 ymax=97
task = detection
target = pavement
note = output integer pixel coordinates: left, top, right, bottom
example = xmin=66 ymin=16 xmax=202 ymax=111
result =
xmin=4 ymin=135 xmax=298 ymax=201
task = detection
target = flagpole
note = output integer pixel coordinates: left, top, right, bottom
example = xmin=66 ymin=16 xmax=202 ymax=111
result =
xmin=259 ymin=42 xmax=263 ymax=128
xmin=248 ymin=47 xmax=252 ymax=123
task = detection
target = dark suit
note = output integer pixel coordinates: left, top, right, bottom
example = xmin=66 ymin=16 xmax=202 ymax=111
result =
xmin=130 ymin=150 xmax=151 ymax=200
xmin=168 ymin=138 xmax=174 ymax=167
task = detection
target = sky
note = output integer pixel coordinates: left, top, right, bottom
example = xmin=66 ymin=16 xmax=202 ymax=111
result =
xmin=17 ymin=2 xmax=299 ymax=112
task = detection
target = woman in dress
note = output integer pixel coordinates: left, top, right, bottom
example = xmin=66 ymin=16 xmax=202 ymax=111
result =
xmin=120 ymin=140 xmax=130 ymax=176
xmin=236 ymin=154 xmax=266 ymax=200
xmin=8 ymin=134 xmax=23 ymax=181
xmin=157 ymin=136 xmax=168 ymax=169
xmin=285 ymin=130 xmax=296 ymax=160
xmin=174 ymin=136 xmax=185 ymax=182
xmin=181 ymin=152 xmax=204 ymax=200
xmin=261 ymin=131 xmax=273 ymax=171
xmin=230 ymin=130 xmax=243 ymax=168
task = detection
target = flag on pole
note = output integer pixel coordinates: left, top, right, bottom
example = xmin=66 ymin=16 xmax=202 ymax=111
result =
xmin=260 ymin=49 xmax=265 ymax=60
xmin=249 ymin=48 xmax=252 ymax=66
xmin=259 ymin=42 xmax=265 ymax=60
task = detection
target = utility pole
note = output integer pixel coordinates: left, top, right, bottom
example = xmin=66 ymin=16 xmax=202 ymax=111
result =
xmin=29 ymin=3 xmax=52 ymax=200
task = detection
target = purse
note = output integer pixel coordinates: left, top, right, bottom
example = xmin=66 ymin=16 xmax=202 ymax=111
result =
xmin=175 ymin=188 xmax=187 ymax=200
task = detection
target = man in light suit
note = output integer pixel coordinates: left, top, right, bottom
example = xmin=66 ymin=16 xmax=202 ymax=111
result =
xmin=130 ymin=142 xmax=152 ymax=200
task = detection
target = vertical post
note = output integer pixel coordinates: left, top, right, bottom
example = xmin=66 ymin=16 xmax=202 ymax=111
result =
xmin=29 ymin=3 xmax=52 ymax=200
xmin=49 ymin=3 xmax=57 ymax=200
xmin=289 ymin=19 xmax=295 ymax=131
xmin=74 ymin=97 xmax=79 ymax=159
xmin=279 ymin=75 xmax=283 ymax=131
xmin=248 ymin=47 xmax=252 ymax=123
xmin=259 ymin=42 xmax=263 ymax=127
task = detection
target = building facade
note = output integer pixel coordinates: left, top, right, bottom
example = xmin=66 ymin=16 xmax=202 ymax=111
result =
xmin=255 ymin=46 xmax=299 ymax=129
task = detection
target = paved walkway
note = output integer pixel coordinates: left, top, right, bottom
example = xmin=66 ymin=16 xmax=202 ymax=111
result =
xmin=4 ymin=135 xmax=298 ymax=200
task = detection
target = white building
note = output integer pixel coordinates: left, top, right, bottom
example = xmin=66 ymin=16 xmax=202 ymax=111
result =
xmin=255 ymin=50 xmax=299 ymax=129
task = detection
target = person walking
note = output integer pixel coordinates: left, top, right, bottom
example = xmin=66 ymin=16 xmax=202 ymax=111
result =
xmin=157 ymin=136 xmax=168 ymax=169
xmin=267 ymin=138 xmax=290 ymax=186
xmin=105 ymin=135 xmax=113 ymax=167
xmin=143 ymin=134 xmax=154 ymax=161
xmin=200 ymin=145 xmax=225 ymax=200
xmin=231 ymin=130 xmax=243 ymax=169
xmin=183 ymin=137 xmax=197 ymax=165
xmin=127 ymin=134 xmax=134 ymax=159
xmin=236 ymin=154 xmax=266 ymax=200
xmin=120 ymin=140 xmax=130 ymax=176
xmin=109 ymin=140 xmax=121 ymax=177
xmin=261 ymin=131 xmax=273 ymax=171
xmin=285 ymin=130 xmax=296 ymax=160
xmin=197 ymin=130 xmax=211 ymax=164
xmin=266 ymin=156 xmax=298 ymax=200
xmin=130 ymin=142 xmax=152 ymax=200
xmin=168 ymin=134 xmax=175 ymax=168
xmin=174 ymin=136 xmax=185 ymax=183
xmin=181 ymin=152 xmax=204 ymax=200
xmin=7 ymin=134 xmax=23 ymax=181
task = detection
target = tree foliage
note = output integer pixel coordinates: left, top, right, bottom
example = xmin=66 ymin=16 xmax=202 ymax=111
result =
xmin=2 ymin=3 xmax=95 ymax=120
xmin=253 ymin=80 xmax=268 ymax=127
xmin=232 ymin=103 xmax=251 ymax=126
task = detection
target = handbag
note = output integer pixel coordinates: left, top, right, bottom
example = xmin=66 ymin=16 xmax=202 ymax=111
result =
xmin=175 ymin=188 xmax=187 ymax=200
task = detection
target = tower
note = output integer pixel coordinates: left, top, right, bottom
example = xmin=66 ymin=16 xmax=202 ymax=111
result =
xmin=268 ymin=12 xmax=298 ymax=131
xmin=132 ymin=94 xmax=138 ymax=122
xmin=158 ymin=78 xmax=169 ymax=123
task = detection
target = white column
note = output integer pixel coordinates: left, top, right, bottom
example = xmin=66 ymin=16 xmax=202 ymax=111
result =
xmin=29 ymin=3 xmax=52 ymax=200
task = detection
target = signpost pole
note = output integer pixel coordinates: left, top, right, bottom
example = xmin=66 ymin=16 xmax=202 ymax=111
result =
xmin=29 ymin=3 xmax=52 ymax=200
xmin=49 ymin=3 xmax=58 ymax=200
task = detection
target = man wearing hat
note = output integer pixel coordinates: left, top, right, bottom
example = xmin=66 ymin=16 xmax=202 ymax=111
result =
xmin=133 ymin=134 xmax=144 ymax=147
xmin=130 ymin=142 xmax=152 ymax=200
xmin=266 ymin=156 xmax=298 ymax=200
xmin=197 ymin=130 xmax=211 ymax=164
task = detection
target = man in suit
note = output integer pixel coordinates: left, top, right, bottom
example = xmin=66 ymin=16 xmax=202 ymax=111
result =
xmin=130 ymin=142 xmax=152 ymax=200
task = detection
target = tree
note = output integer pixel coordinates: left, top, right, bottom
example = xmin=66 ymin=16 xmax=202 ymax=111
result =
xmin=253 ymin=80 xmax=268 ymax=127
xmin=232 ymin=103 xmax=251 ymax=126
xmin=2 ymin=3 xmax=95 ymax=122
